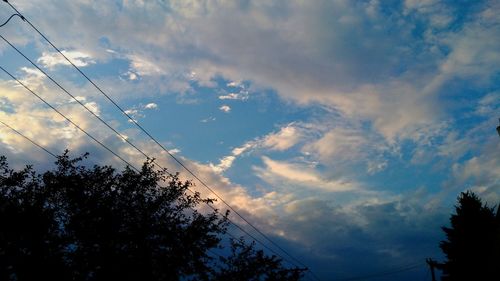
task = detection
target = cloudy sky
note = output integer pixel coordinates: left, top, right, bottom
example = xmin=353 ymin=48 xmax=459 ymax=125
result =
xmin=0 ymin=0 xmax=499 ymax=280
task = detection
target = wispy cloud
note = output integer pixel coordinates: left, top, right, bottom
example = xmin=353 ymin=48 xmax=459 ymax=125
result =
xmin=255 ymin=156 xmax=357 ymax=192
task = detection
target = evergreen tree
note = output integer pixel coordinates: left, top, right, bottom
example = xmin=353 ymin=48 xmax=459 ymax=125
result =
xmin=440 ymin=191 xmax=500 ymax=281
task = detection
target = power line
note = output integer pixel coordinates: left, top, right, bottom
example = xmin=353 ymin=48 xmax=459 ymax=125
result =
xmin=0 ymin=117 xmax=229 ymax=265
xmin=0 ymin=120 xmax=306 ymax=281
xmin=0 ymin=34 xmax=307 ymax=275
xmin=0 ymin=103 xmax=311 ymax=280
xmin=0 ymin=13 xmax=23 ymax=28
xmin=0 ymin=65 xmax=138 ymax=172
xmin=0 ymin=34 xmax=161 ymax=171
xmin=0 ymin=65 xmax=308 ymax=275
xmin=331 ymin=262 xmax=423 ymax=281
xmin=2 ymin=1 xmax=319 ymax=279
xmin=0 ymin=119 xmax=57 ymax=158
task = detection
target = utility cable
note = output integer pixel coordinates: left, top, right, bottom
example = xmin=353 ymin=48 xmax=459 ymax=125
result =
xmin=0 ymin=34 xmax=164 ymax=173
xmin=0 ymin=104 xmax=307 ymax=278
xmin=332 ymin=262 xmax=423 ymax=281
xmin=0 ymin=116 xmax=227 ymax=265
xmin=1 ymin=3 xmax=317 ymax=278
xmin=2 ymin=1 xmax=319 ymax=278
xmin=0 ymin=65 xmax=138 ymax=172
xmin=0 ymin=34 xmax=306 ymax=272
xmin=0 ymin=119 xmax=57 ymax=157
xmin=0 ymin=113 xmax=302 ymax=275
xmin=0 ymin=65 xmax=306 ymax=273
xmin=0 ymin=13 xmax=23 ymax=28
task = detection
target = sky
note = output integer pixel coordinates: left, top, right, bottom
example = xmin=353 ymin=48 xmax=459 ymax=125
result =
xmin=0 ymin=0 xmax=499 ymax=280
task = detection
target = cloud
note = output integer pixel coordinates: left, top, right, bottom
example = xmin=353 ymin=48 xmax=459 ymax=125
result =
xmin=38 ymin=51 xmax=95 ymax=68
xmin=209 ymin=124 xmax=305 ymax=173
xmin=123 ymin=103 xmax=159 ymax=121
xmin=255 ymin=156 xmax=357 ymax=192
xmin=201 ymin=116 xmax=216 ymax=123
xmin=9 ymin=0 xmax=498 ymax=144
xmin=144 ymin=102 xmax=158 ymax=109
xmin=209 ymin=142 xmax=254 ymax=173
xmin=20 ymin=67 xmax=44 ymax=78
xmin=218 ymin=93 xmax=248 ymax=101
xmin=219 ymin=105 xmax=231 ymax=113
xmin=226 ymin=81 xmax=243 ymax=88
xmin=303 ymin=127 xmax=366 ymax=162
xmin=209 ymin=155 xmax=236 ymax=174
xmin=262 ymin=125 xmax=302 ymax=151
xmin=474 ymin=91 xmax=499 ymax=116
xmin=450 ymin=137 xmax=500 ymax=203
xmin=127 ymin=54 xmax=167 ymax=76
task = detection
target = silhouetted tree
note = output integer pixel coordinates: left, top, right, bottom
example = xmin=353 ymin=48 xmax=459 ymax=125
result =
xmin=439 ymin=191 xmax=500 ymax=281
xmin=0 ymin=152 xmax=304 ymax=281
xmin=213 ymin=238 xmax=305 ymax=281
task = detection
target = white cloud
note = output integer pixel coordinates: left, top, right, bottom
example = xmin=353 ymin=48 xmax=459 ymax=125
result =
xmin=209 ymin=124 xmax=305 ymax=173
xmin=20 ymin=67 xmax=43 ymax=78
xmin=475 ymin=92 xmax=499 ymax=116
xmin=144 ymin=103 xmax=158 ymax=109
xmin=83 ymin=101 xmax=100 ymax=116
xmin=219 ymin=105 xmax=231 ymax=113
xmin=38 ymin=51 xmax=95 ymax=68
xmin=168 ymin=148 xmax=181 ymax=155
xmin=128 ymin=54 xmax=166 ymax=76
xmin=218 ymin=93 xmax=248 ymax=100
xmin=255 ymin=156 xmax=357 ymax=192
xmin=450 ymin=137 xmax=500 ymax=202
xmin=125 ymin=71 xmax=138 ymax=81
xmin=303 ymin=127 xmax=366 ymax=162
xmin=226 ymin=81 xmax=243 ymax=88
xmin=210 ymin=155 xmax=236 ymax=174
xmin=209 ymin=142 xmax=254 ymax=173
xmin=201 ymin=116 xmax=216 ymax=123
xmin=262 ymin=125 xmax=302 ymax=151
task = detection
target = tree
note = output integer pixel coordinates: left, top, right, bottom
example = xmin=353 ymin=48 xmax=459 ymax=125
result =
xmin=439 ymin=191 xmax=500 ymax=281
xmin=0 ymin=152 xmax=304 ymax=281
xmin=213 ymin=238 xmax=305 ymax=281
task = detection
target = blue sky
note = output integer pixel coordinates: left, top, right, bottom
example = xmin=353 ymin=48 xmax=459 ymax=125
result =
xmin=0 ymin=0 xmax=499 ymax=280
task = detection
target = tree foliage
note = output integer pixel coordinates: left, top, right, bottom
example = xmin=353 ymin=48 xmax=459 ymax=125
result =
xmin=0 ymin=152 xmax=304 ymax=281
xmin=440 ymin=191 xmax=500 ymax=281
xmin=214 ymin=238 xmax=304 ymax=281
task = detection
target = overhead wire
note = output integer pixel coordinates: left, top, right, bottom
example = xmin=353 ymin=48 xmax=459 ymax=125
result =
xmin=0 ymin=92 xmax=310 ymax=279
xmin=0 ymin=119 xmax=56 ymax=158
xmin=0 ymin=34 xmax=162 ymax=173
xmin=0 ymin=26 xmax=426 ymax=281
xmin=2 ymin=1 xmax=319 ymax=279
xmin=0 ymin=29 xmax=300 ymax=268
xmin=0 ymin=117 xmax=228 ymax=266
xmin=330 ymin=261 xmax=424 ymax=281
xmin=1 ymin=17 xmax=286 ymax=264
xmin=1 ymin=14 xmax=300 ymax=267
xmin=0 ymin=13 xmax=23 ymax=28
xmin=0 ymin=64 xmax=309 ymax=275
xmin=0 ymin=66 xmax=138 ymax=171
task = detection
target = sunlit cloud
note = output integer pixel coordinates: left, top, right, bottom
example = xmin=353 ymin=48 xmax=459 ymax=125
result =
xmin=38 ymin=50 xmax=95 ymax=68
xmin=219 ymin=105 xmax=231 ymax=113
xmin=255 ymin=156 xmax=357 ymax=192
